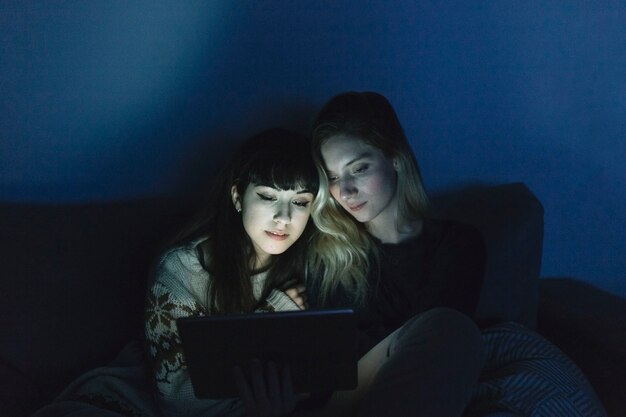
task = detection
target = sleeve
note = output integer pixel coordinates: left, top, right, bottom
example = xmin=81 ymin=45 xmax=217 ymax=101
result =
xmin=144 ymin=251 xmax=244 ymax=417
xmin=257 ymin=289 xmax=301 ymax=312
xmin=426 ymin=221 xmax=486 ymax=318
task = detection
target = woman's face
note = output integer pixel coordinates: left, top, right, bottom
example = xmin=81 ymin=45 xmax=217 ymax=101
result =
xmin=320 ymin=134 xmax=398 ymax=227
xmin=232 ymin=183 xmax=314 ymax=269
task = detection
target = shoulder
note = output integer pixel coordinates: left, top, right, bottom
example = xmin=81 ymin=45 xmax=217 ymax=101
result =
xmin=149 ymin=237 xmax=212 ymax=306
xmin=156 ymin=237 xmax=209 ymax=277
xmin=422 ymin=218 xmax=484 ymax=246
xmin=413 ymin=218 xmax=486 ymax=264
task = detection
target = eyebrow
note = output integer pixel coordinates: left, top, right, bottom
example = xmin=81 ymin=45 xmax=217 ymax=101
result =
xmin=346 ymin=151 xmax=373 ymax=166
xmin=327 ymin=151 xmax=373 ymax=174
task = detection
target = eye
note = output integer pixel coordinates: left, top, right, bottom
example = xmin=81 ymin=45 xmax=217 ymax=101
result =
xmin=292 ymin=200 xmax=310 ymax=208
xmin=353 ymin=164 xmax=369 ymax=174
xmin=257 ymin=193 xmax=276 ymax=201
xmin=327 ymin=174 xmax=339 ymax=183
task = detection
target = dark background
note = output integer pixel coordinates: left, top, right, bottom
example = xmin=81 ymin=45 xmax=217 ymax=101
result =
xmin=1 ymin=1 xmax=624 ymax=297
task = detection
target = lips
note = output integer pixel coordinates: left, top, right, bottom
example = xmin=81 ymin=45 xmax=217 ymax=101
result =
xmin=348 ymin=202 xmax=366 ymax=212
xmin=265 ymin=231 xmax=289 ymax=241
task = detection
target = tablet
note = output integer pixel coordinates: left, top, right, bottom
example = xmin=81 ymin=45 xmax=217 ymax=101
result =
xmin=176 ymin=308 xmax=358 ymax=399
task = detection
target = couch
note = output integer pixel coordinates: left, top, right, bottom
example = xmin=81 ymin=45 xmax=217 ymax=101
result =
xmin=1 ymin=182 xmax=624 ymax=416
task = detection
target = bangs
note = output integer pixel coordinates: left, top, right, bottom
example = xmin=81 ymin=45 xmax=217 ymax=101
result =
xmin=232 ymin=127 xmax=319 ymax=194
xmin=246 ymin=157 xmax=318 ymax=194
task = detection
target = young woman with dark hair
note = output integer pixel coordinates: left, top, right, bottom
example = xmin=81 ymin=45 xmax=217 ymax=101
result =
xmin=144 ymin=128 xmax=320 ymax=417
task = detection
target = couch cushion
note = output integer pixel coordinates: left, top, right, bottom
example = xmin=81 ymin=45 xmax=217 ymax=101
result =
xmin=431 ymin=182 xmax=544 ymax=329
xmin=0 ymin=197 xmax=197 ymax=414
xmin=538 ymin=278 xmax=626 ymax=417
xmin=0 ymin=358 xmax=43 ymax=417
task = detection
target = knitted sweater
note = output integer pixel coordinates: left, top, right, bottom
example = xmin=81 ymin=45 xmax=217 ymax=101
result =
xmin=144 ymin=238 xmax=300 ymax=417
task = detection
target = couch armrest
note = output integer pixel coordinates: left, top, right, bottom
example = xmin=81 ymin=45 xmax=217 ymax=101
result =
xmin=431 ymin=182 xmax=544 ymax=329
xmin=538 ymin=277 xmax=626 ymax=417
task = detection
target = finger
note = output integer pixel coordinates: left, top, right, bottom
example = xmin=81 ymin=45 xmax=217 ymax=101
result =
xmin=297 ymin=292 xmax=308 ymax=310
xmin=250 ymin=359 xmax=266 ymax=397
xmin=293 ymin=296 xmax=305 ymax=309
xmin=285 ymin=288 xmax=298 ymax=299
xmin=233 ymin=366 xmax=257 ymax=416
xmin=250 ymin=360 xmax=270 ymax=415
xmin=266 ymin=362 xmax=282 ymax=411
xmin=281 ymin=366 xmax=296 ymax=411
xmin=286 ymin=286 xmax=305 ymax=297
xmin=282 ymin=366 xmax=294 ymax=397
xmin=285 ymin=289 xmax=305 ymax=309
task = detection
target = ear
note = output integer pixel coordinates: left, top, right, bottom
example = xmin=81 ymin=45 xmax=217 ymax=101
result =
xmin=231 ymin=185 xmax=242 ymax=212
xmin=392 ymin=157 xmax=400 ymax=172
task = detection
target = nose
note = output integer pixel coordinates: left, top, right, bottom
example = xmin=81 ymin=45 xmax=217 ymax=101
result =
xmin=273 ymin=201 xmax=291 ymax=224
xmin=339 ymin=178 xmax=358 ymax=201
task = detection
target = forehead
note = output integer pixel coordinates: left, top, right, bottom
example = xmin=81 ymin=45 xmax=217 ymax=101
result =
xmin=321 ymin=134 xmax=385 ymax=169
xmin=247 ymin=183 xmax=312 ymax=194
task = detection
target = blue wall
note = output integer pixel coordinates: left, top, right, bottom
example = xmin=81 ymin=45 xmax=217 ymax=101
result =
xmin=1 ymin=1 xmax=624 ymax=297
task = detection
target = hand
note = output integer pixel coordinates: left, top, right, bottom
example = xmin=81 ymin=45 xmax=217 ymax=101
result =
xmin=281 ymin=280 xmax=308 ymax=310
xmin=234 ymin=359 xmax=308 ymax=417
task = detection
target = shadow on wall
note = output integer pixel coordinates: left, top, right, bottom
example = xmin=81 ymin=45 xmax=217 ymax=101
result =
xmin=170 ymin=100 xmax=320 ymax=199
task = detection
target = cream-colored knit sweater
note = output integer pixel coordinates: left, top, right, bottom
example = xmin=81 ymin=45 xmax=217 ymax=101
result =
xmin=144 ymin=238 xmax=300 ymax=417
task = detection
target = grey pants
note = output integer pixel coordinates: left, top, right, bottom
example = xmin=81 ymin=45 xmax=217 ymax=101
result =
xmin=358 ymin=307 xmax=483 ymax=417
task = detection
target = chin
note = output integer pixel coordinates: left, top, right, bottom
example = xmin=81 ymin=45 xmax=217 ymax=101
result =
xmin=266 ymin=245 xmax=291 ymax=255
xmin=351 ymin=212 xmax=373 ymax=223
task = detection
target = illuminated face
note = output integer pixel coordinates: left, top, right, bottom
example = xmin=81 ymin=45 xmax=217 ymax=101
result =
xmin=232 ymin=183 xmax=314 ymax=269
xmin=321 ymin=134 xmax=398 ymax=228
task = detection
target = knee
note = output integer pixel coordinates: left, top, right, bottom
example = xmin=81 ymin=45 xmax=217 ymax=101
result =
xmin=394 ymin=307 xmax=482 ymax=357
xmin=422 ymin=307 xmax=479 ymax=337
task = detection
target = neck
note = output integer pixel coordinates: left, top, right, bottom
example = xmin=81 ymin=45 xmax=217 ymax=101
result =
xmin=366 ymin=216 xmax=423 ymax=244
xmin=251 ymin=253 xmax=272 ymax=272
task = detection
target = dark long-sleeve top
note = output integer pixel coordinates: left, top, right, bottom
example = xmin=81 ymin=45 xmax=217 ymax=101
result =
xmin=310 ymin=218 xmax=486 ymax=357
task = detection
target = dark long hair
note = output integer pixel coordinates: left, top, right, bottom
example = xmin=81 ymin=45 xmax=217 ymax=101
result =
xmin=175 ymin=128 xmax=319 ymax=314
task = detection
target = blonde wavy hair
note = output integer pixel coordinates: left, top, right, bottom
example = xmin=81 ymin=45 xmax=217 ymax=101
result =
xmin=308 ymin=92 xmax=430 ymax=306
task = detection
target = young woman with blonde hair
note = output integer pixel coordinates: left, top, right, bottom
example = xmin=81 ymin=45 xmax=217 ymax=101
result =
xmin=305 ymin=91 xmax=486 ymax=417
xmin=305 ymin=91 xmax=607 ymax=417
